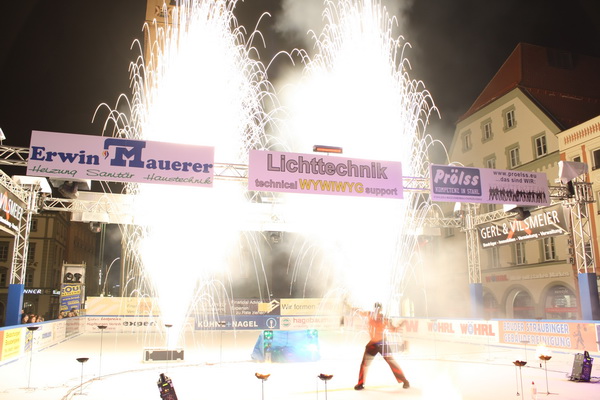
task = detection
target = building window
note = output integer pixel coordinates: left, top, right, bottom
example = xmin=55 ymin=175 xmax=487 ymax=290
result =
xmin=513 ymin=291 xmax=534 ymax=319
xmin=0 ymin=241 xmax=9 ymax=262
xmin=544 ymin=285 xmax=577 ymax=320
xmin=534 ymin=134 xmax=547 ymax=158
xmin=483 ymin=292 xmax=499 ymax=319
xmin=490 ymin=247 xmax=500 ymax=268
xmin=462 ymin=131 xmax=472 ymax=151
xmin=543 ymin=237 xmax=556 ymax=261
xmin=25 ymin=270 xmax=34 ymax=287
xmin=481 ymin=120 xmax=493 ymax=142
xmin=592 ymin=149 xmax=600 ymax=170
xmin=0 ymin=268 xmax=6 ymax=287
xmin=508 ymin=146 xmax=520 ymax=168
xmin=572 ymin=155 xmax=581 ymax=163
xmin=485 ymin=156 xmax=496 ymax=170
xmin=31 ymin=219 xmax=38 ymax=232
xmin=27 ymin=242 xmax=36 ymax=265
xmin=515 ymin=242 xmax=526 ymax=265
xmin=597 ymin=191 xmax=600 ymax=214
xmin=503 ymin=107 xmax=516 ymax=130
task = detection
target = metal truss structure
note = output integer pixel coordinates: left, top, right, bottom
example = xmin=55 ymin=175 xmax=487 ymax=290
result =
xmin=0 ymin=146 xmax=595 ymax=291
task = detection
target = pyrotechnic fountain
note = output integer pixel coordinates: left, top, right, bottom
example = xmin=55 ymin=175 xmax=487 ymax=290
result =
xmin=100 ymin=0 xmax=277 ymax=344
xmin=277 ymin=0 xmax=438 ymax=313
xmin=98 ymin=0 xmax=438 ymax=344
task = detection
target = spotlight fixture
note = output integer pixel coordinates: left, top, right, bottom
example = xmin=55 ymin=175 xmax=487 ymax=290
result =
xmin=313 ymin=145 xmax=343 ymax=154
xmin=89 ymin=222 xmax=102 ymax=233
xmin=57 ymin=181 xmax=80 ymax=199
xmin=513 ymin=207 xmax=531 ymax=221
xmin=269 ymin=232 xmax=282 ymax=244
xmin=73 ymin=273 xmax=82 ymax=283
xmin=64 ymin=272 xmax=74 ymax=283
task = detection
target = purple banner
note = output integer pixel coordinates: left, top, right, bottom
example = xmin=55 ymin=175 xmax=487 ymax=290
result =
xmin=429 ymin=164 xmax=549 ymax=206
xmin=248 ymin=150 xmax=403 ymax=199
xmin=27 ymin=130 xmax=214 ymax=187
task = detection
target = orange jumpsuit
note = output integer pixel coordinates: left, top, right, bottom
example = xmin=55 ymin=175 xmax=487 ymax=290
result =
xmin=356 ymin=313 xmax=409 ymax=388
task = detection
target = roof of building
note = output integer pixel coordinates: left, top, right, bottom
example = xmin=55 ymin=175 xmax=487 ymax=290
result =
xmin=458 ymin=43 xmax=600 ymax=129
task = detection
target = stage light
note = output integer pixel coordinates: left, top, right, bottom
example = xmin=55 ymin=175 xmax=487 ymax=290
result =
xmin=514 ymin=207 xmax=531 ymax=221
xmin=73 ymin=273 xmax=82 ymax=283
xmin=64 ymin=272 xmax=74 ymax=283
xmin=503 ymin=204 xmax=532 ymax=221
xmin=313 ymin=145 xmax=343 ymax=154
xmin=57 ymin=182 xmax=80 ymax=199
xmin=269 ymin=232 xmax=282 ymax=244
xmin=89 ymin=222 xmax=102 ymax=233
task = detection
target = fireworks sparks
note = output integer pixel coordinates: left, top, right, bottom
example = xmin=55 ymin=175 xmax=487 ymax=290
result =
xmin=98 ymin=0 xmax=438 ymax=342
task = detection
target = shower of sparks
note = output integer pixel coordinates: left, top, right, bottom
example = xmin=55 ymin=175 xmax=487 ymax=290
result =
xmin=278 ymin=0 xmax=439 ymax=313
xmin=99 ymin=0 xmax=276 ymax=345
xmin=96 ymin=0 xmax=441 ymax=342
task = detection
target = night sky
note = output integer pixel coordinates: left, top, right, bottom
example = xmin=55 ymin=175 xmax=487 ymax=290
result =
xmin=1 ymin=0 xmax=600 ymax=155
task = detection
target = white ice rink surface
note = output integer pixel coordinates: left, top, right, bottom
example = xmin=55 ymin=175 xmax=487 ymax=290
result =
xmin=0 ymin=329 xmax=598 ymax=400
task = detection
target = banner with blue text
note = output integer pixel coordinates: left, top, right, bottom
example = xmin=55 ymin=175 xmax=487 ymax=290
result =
xmin=28 ymin=130 xmax=214 ymax=187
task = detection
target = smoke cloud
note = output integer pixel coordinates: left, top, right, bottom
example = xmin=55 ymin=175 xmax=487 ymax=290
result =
xmin=274 ymin=0 xmax=415 ymax=53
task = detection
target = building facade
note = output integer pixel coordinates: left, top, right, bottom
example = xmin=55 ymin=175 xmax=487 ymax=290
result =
xmin=0 ymin=211 xmax=99 ymax=325
xmin=436 ymin=43 xmax=600 ymax=320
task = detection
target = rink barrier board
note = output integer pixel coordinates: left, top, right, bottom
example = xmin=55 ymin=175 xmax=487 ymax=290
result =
xmin=1 ymin=315 xmax=599 ymax=367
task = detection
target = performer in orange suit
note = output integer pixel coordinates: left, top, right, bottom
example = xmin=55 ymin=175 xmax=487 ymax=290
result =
xmin=354 ymin=302 xmax=409 ymax=390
